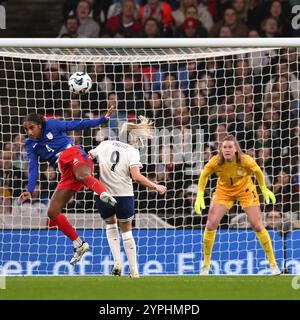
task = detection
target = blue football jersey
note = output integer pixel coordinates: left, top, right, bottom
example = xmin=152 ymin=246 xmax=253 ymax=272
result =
xmin=25 ymin=117 xmax=107 ymax=193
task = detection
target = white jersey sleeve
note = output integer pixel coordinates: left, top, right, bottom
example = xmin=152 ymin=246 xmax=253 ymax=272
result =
xmin=128 ymin=147 xmax=143 ymax=168
xmin=90 ymin=140 xmax=141 ymax=196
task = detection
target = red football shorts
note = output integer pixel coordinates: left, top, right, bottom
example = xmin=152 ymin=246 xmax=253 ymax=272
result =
xmin=56 ymin=146 xmax=93 ymax=192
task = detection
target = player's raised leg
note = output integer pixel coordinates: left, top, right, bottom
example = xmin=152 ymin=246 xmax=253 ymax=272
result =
xmin=201 ymin=203 xmax=228 ymax=275
xmin=244 ymin=206 xmax=281 ymax=275
xmin=74 ymin=163 xmax=116 ymax=206
xmin=47 ymin=189 xmax=89 ymax=266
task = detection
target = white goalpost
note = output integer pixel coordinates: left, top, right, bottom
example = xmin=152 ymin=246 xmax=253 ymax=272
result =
xmin=0 ymin=38 xmax=299 ymax=275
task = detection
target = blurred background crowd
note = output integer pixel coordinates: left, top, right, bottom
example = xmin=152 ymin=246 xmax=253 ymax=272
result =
xmin=56 ymin=0 xmax=300 ymax=38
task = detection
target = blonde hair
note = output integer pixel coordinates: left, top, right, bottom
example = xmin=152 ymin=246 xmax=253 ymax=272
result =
xmin=218 ymin=135 xmax=243 ymax=165
xmin=120 ymin=115 xmax=153 ymax=147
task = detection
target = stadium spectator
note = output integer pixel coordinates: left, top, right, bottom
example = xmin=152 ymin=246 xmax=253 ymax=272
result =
xmin=139 ymin=0 xmax=173 ymax=29
xmin=143 ymin=17 xmax=164 ymax=37
xmin=116 ymin=72 xmax=145 ymax=112
xmin=106 ymin=0 xmax=139 ymax=20
xmin=211 ymin=123 xmax=228 ymax=150
xmin=63 ymin=0 xmax=111 ymax=24
xmin=142 ymin=91 xmax=173 ymax=129
xmin=60 ymin=0 xmax=100 ymax=37
xmin=191 ymin=92 xmax=210 ymax=127
xmin=0 ymin=181 xmax=11 ymax=214
xmin=231 ymin=0 xmax=248 ymax=23
xmin=78 ymin=63 xmax=114 ymax=112
xmin=280 ymin=48 xmax=300 ymax=75
xmin=248 ymin=29 xmax=260 ymax=37
xmin=254 ymin=122 xmax=272 ymax=150
xmin=209 ymin=7 xmax=249 ymax=37
xmin=230 ymin=206 xmax=294 ymax=232
xmin=176 ymin=59 xmax=198 ymax=93
xmin=0 ymin=149 xmax=25 ymax=200
xmin=175 ymin=183 xmax=201 ymax=227
xmin=172 ymin=0 xmax=213 ymax=31
xmin=35 ymin=62 xmax=70 ymax=116
xmin=11 ymin=134 xmax=27 ymax=171
xmin=256 ymin=147 xmax=273 ymax=188
xmin=40 ymin=165 xmax=58 ymax=204
xmin=265 ymin=206 xmax=292 ymax=234
xmin=194 ymin=72 xmax=217 ymax=106
xmin=155 ymin=145 xmax=183 ymax=203
xmin=175 ymin=17 xmax=208 ymax=38
xmin=266 ymin=0 xmax=292 ymax=37
xmin=272 ymin=168 xmax=296 ymax=213
xmin=161 ymin=72 xmax=186 ymax=112
xmin=104 ymin=0 xmax=143 ymax=37
xmin=58 ymin=15 xmax=80 ymax=38
xmin=246 ymin=0 xmax=265 ymax=30
xmin=218 ymin=25 xmax=233 ymax=37
xmin=259 ymin=16 xmax=279 ymax=37
xmin=264 ymin=60 xmax=300 ymax=103
xmin=66 ymin=100 xmax=82 ymax=120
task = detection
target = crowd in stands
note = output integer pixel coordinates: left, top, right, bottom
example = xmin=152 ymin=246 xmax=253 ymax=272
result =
xmin=57 ymin=0 xmax=299 ymax=38
xmin=0 ymin=0 xmax=299 ymax=232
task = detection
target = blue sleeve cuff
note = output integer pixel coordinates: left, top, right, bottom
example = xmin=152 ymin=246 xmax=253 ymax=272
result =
xmin=99 ymin=116 xmax=108 ymax=124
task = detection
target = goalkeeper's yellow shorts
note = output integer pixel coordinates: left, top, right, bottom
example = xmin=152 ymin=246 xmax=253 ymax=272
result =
xmin=212 ymin=183 xmax=260 ymax=209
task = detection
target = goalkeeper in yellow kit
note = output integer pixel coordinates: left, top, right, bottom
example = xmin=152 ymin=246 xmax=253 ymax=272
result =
xmin=195 ymin=135 xmax=281 ymax=275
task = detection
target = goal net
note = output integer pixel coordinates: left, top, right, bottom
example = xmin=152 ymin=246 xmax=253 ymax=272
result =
xmin=0 ymin=39 xmax=299 ymax=275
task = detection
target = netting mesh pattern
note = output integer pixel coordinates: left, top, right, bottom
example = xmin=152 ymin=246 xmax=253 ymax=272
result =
xmin=0 ymin=46 xmax=299 ymax=274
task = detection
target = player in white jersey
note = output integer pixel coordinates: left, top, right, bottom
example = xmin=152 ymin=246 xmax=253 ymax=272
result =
xmin=89 ymin=116 xmax=166 ymax=278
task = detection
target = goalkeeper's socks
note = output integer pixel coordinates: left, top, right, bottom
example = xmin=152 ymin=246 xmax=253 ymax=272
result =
xmin=106 ymin=223 xmax=121 ymax=265
xmin=122 ymin=231 xmax=138 ymax=274
xmin=255 ymin=228 xmax=277 ymax=266
xmin=48 ymin=214 xmax=79 ymax=241
xmin=203 ymin=228 xmax=217 ymax=266
xmin=83 ymin=175 xmax=106 ymax=196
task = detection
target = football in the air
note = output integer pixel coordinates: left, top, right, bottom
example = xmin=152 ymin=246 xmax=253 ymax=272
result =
xmin=68 ymin=72 xmax=92 ymax=94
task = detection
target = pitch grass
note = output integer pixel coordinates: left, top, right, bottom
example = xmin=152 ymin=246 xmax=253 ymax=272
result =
xmin=0 ymin=276 xmax=299 ymax=300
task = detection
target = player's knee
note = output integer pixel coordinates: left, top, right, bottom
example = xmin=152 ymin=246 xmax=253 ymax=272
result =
xmin=252 ymin=223 xmax=263 ymax=232
xmin=120 ymin=221 xmax=132 ymax=233
xmin=206 ymin=216 xmax=219 ymax=230
xmin=47 ymin=209 xmax=57 ymax=219
xmin=75 ymin=172 xmax=89 ymax=182
xmin=106 ymin=216 xmax=117 ymax=224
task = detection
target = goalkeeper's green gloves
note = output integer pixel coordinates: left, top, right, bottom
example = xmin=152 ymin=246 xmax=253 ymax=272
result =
xmin=194 ymin=191 xmax=205 ymax=215
xmin=260 ymin=186 xmax=276 ymax=205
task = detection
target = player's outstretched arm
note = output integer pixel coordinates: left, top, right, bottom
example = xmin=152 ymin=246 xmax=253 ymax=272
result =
xmin=61 ymin=105 xmax=116 ymax=131
xmin=252 ymin=164 xmax=276 ymax=205
xmin=130 ymin=166 xmax=167 ymax=195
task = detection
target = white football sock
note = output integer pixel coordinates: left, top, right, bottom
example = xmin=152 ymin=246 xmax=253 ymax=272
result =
xmin=106 ymin=223 xmax=121 ymax=265
xmin=122 ymin=230 xmax=138 ymax=274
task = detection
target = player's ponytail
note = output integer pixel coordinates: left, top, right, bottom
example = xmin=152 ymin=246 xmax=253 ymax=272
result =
xmin=23 ymin=113 xmax=44 ymax=126
xmin=120 ymin=116 xmax=153 ymax=147
xmin=218 ymin=135 xmax=243 ymax=165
